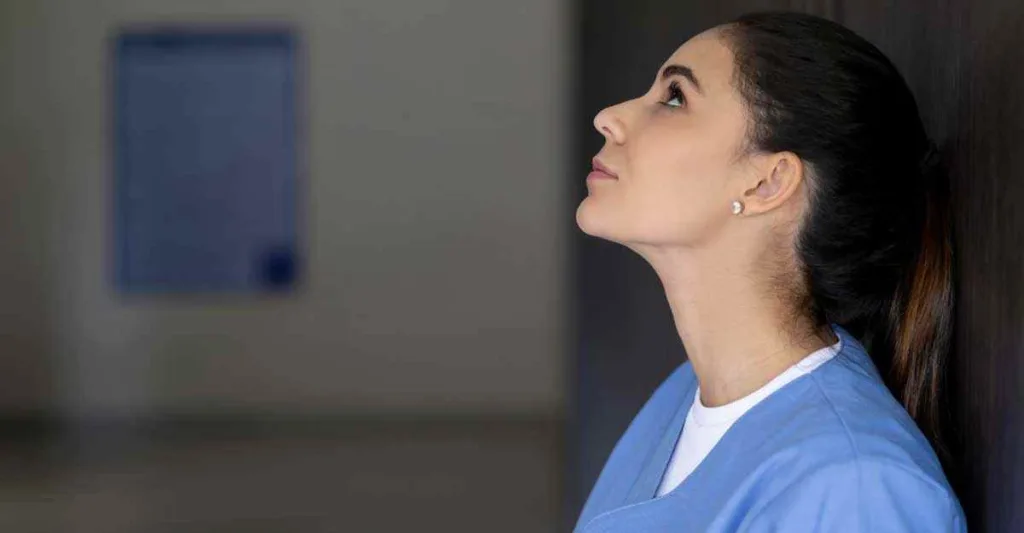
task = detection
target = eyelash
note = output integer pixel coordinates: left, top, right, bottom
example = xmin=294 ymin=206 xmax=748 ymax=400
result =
xmin=660 ymin=81 xmax=687 ymax=109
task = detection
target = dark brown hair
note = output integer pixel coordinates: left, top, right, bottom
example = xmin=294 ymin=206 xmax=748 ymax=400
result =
xmin=722 ymin=12 xmax=954 ymax=459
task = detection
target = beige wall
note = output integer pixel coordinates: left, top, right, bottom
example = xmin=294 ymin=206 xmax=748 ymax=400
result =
xmin=0 ymin=0 xmax=568 ymax=418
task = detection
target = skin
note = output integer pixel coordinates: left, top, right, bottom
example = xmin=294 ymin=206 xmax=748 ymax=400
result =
xmin=577 ymin=27 xmax=838 ymax=408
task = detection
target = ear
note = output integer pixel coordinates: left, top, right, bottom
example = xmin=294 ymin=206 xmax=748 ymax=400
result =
xmin=740 ymin=152 xmax=805 ymax=216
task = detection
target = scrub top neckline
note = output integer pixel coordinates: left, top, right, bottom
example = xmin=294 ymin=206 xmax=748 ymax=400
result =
xmin=605 ymin=323 xmax=858 ymax=523
xmin=690 ymin=336 xmax=842 ymax=428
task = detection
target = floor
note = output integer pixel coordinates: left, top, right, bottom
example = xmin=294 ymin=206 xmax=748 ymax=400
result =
xmin=0 ymin=418 xmax=565 ymax=533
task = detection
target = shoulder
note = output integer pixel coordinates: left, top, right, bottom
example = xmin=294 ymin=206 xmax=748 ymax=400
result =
xmin=737 ymin=339 xmax=965 ymax=531
xmin=749 ymin=327 xmax=950 ymax=482
xmin=800 ymin=339 xmax=949 ymax=481
xmin=738 ymin=454 xmax=965 ymax=532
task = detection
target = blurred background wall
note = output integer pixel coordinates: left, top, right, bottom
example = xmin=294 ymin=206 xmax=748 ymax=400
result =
xmin=0 ymin=0 xmax=571 ymax=531
xmin=0 ymin=0 xmax=568 ymax=420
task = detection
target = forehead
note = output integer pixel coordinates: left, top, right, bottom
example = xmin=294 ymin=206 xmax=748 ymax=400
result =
xmin=660 ymin=29 xmax=736 ymax=97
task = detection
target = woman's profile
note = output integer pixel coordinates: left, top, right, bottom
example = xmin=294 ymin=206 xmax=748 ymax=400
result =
xmin=573 ymin=11 xmax=966 ymax=532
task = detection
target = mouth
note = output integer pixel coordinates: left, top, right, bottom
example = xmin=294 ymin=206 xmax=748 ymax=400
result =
xmin=588 ymin=157 xmax=619 ymax=181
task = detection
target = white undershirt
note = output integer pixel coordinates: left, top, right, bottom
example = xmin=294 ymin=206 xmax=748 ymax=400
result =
xmin=655 ymin=338 xmax=843 ymax=497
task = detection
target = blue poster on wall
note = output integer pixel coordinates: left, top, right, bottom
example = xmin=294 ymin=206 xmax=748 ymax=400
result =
xmin=114 ymin=28 xmax=299 ymax=293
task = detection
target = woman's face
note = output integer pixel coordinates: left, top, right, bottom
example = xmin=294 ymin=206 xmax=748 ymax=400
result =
xmin=576 ymin=29 xmax=753 ymax=249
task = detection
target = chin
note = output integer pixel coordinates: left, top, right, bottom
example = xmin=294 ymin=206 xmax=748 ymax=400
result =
xmin=576 ymin=198 xmax=623 ymax=242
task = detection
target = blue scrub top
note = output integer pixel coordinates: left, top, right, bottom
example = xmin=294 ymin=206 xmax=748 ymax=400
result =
xmin=574 ymin=324 xmax=967 ymax=532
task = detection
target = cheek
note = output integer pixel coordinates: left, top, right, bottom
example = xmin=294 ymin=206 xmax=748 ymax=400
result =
xmin=622 ymin=130 xmax=732 ymax=242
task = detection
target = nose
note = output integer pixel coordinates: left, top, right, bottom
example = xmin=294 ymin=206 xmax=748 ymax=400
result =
xmin=593 ymin=103 xmax=627 ymax=145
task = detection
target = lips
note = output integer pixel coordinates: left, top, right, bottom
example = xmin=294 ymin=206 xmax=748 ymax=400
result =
xmin=590 ymin=157 xmax=618 ymax=180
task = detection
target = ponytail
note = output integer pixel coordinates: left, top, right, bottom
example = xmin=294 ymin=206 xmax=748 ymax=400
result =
xmin=886 ymin=143 xmax=954 ymax=459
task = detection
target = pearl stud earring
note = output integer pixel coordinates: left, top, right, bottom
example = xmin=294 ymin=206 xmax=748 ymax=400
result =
xmin=731 ymin=200 xmax=745 ymax=215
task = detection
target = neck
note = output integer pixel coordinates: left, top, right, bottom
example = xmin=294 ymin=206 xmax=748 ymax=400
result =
xmin=640 ymin=245 xmax=835 ymax=407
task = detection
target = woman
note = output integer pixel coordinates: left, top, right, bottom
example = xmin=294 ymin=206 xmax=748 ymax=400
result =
xmin=573 ymin=11 xmax=966 ymax=532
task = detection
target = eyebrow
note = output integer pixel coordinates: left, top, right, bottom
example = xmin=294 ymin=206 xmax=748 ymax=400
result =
xmin=660 ymin=64 xmax=703 ymax=95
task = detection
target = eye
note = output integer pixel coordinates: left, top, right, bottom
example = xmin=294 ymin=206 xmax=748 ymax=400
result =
xmin=660 ymin=81 xmax=686 ymax=109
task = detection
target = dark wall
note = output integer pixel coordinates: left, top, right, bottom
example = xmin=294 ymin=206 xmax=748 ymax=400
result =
xmin=571 ymin=1 xmax=1024 ymax=530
